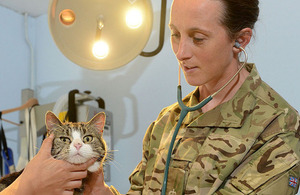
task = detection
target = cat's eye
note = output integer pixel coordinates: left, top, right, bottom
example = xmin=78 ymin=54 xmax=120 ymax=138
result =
xmin=60 ymin=137 xmax=71 ymax=144
xmin=83 ymin=135 xmax=93 ymax=143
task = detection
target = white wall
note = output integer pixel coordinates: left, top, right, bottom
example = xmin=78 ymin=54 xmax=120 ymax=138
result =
xmin=0 ymin=6 xmax=35 ymax=169
xmin=1 ymin=0 xmax=300 ymax=193
xmin=251 ymin=0 xmax=300 ymax=110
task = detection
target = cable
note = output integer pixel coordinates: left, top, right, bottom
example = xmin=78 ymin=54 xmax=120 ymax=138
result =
xmin=24 ymin=13 xmax=36 ymax=91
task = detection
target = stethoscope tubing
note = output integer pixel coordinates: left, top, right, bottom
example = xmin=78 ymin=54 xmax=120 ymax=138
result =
xmin=161 ymin=87 xmax=212 ymax=195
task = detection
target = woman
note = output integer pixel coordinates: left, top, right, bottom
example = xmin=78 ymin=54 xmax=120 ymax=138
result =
xmin=3 ymin=0 xmax=300 ymax=194
xmin=90 ymin=0 xmax=300 ymax=194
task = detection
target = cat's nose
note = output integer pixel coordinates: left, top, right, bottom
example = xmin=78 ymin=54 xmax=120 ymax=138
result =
xmin=74 ymin=142 xmax=82 ymax=150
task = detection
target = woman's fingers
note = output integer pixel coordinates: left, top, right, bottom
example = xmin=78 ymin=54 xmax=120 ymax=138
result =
xmin=83 ymin=167 xmax=114 ymax=194
xmin=64 ymin=180 xmax=83 ymax=189
xmin=62 ymin=190 xmax=75 ymax=195
xmin=85 ymin=158 xmax=97 ymax=167
xmin=39 ymin=133 xmax=55 ymax=157
xmin=68 ymin=170 xmax=88 ymax=181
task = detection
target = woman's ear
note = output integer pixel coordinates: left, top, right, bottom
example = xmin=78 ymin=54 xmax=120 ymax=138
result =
xmin=233 ymin=27 xmax=253 ymax=53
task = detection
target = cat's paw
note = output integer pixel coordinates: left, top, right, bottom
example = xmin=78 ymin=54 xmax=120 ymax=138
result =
xmin=88 ymin=161 xmax=101 ymax=172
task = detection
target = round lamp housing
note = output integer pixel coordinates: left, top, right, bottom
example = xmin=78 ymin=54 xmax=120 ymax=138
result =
xmin=48 ymin=0 xmax=153 ymax=70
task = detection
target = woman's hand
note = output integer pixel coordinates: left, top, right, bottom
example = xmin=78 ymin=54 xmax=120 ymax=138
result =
xmin=14 ymin=134 xmax=95 ymax=195
xmin=83 ymin=167 xmax=114 ymax=195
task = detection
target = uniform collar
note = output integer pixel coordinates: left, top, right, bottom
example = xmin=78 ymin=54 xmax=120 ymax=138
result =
xmin=176 ymin=63 xmax=261 ymax=128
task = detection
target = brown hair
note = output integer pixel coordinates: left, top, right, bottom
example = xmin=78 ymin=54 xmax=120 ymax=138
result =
xmin=217 ymin=0 xmax=259 ymax=39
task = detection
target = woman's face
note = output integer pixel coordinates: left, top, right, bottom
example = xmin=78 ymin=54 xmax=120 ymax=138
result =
xmin=170 ymin=0 xmax=238 ymax=89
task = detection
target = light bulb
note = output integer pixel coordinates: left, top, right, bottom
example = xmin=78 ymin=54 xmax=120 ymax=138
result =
xmin=92 ymin=41 xmax=109 ymax=59
xmin=126 ymin=8 xmax=143 ymax=29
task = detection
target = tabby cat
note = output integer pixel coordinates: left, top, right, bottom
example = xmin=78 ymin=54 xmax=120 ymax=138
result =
xmin=0 ymin=111 xmax=107 ymax=194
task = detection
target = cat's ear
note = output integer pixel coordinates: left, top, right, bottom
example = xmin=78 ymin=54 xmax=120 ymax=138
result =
xmin=45 ymin=111 xmax=63 ymax=135
xmin=87 ymin=112 xmax=106 ymax=134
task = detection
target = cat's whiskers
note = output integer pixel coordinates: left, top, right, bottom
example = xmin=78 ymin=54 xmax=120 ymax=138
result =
xmin=101 ymin=149 xmax=121 ymax=172
xmin=104 ymin=158 xmax=121 ymax=172
xmin=104 ymin=149 xmax=115 ymax=159
xmin=107 ymin=149 xmax=118 ymax=153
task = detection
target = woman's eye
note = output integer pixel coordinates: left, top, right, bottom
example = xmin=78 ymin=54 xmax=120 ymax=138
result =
xmin=193 ymin=37 xmax=204 ymax=43
xmin=171 ymin=33 xmax=179 ymax=38
xmin=60 ymin=137 xmax=71 ymax=144
xmin=171 ymin=34 xmax=180 ymax=41
xmin=170 ymin=30 xmax=180 ymax=39
xmin=83 ymin=135 xmax=93 ymax=143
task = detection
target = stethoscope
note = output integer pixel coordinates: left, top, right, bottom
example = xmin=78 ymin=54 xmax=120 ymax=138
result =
xmin=161 ymin=41 xmax=248 ymax=195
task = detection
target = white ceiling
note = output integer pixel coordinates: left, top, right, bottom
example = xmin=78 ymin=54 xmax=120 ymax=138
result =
xmin=0 ymin=0 xmax=49 ymax=17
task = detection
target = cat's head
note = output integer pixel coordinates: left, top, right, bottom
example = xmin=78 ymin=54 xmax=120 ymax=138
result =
xmin=45 ymin=111 xmax=107 ymax=172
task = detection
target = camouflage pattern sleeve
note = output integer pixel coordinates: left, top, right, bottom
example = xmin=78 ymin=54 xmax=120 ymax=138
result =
xmin=126 ymin=106 xmax=172 ymax=194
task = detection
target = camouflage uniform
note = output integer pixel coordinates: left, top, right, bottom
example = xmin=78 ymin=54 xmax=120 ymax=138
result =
xmin=111 ymin=63 xmax=300 ymax=195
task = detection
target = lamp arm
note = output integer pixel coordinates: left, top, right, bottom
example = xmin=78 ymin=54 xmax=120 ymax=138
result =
xmin=140 ymin=0 xmax=167 ymax=57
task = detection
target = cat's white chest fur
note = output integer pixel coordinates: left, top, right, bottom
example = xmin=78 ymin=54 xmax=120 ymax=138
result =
xmin=68 ymin=131 xmax=100 ymax=172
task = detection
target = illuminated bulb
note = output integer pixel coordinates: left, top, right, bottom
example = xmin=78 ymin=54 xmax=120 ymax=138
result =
xmin=59 ymin=9 xmax=75 ymax=25
xmin=92 ymin=41 xmax=109 ymax=59
xmin=97 ymin=15 xmax=104 ymax=30
xmin=126 ymin=8 xmax=143 ymax=29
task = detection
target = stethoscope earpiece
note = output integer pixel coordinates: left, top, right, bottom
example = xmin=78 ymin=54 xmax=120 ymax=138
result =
xmin=234 ymin=41 xmax=241 ymax=48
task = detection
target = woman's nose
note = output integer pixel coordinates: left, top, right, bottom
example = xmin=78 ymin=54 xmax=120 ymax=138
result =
xmin=175 ymin=39 xmax=192 ymax=61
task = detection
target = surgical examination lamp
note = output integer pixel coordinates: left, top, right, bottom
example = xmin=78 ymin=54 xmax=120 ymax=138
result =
xmin=48 ymin=0 xmax=167 ymax=70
